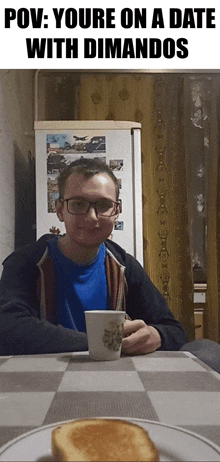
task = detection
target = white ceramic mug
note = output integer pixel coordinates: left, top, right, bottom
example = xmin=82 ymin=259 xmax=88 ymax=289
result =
xmin=84 ymin=310 xmax=126 ymax=361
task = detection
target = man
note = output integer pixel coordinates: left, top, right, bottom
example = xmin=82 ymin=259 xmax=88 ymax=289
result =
xmin=0 ymin=159 xmax=187 ymax=355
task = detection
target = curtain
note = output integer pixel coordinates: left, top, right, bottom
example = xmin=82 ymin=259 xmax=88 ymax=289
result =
xmin=74 ymin=72 xmax=220 ymax=343
xmin=204 ymin=76 xmax=220 ymax=343
xmin=183 ymin=75 xmax=220 ymax=343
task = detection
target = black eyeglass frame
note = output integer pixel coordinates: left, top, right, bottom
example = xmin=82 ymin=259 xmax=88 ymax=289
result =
xmin=60 ymin=198 xmax=120 ymax=217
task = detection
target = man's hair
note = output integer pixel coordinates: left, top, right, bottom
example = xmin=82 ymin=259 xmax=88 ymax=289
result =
xmin=57 ymin=158 xmax=120 ymax=200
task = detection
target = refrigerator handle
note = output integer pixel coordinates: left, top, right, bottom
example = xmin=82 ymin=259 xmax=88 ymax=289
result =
xmin=131 ymin=128 xmax=144 ymax=267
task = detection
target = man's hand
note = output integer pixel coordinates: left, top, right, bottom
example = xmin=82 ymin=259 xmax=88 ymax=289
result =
xmin=121 ymin=319 xmax=161 ymax=355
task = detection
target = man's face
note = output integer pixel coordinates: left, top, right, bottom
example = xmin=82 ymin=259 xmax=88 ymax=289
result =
xmin=55 ymin=172 xmax=118 ymax=249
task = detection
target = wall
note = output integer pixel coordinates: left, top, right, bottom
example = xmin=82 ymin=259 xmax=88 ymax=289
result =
xmin=37 ymin=71 xmax=80 ymax=120
xmin=0 ymin=70 xmax=35 ymax=274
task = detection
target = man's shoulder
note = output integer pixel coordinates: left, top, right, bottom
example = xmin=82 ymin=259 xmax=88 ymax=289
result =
xmin=104 ymin=239 xmax=141 ymax=270
xmin=2 ymin=234 xmax=55 ymax=266
xmin=104 ymin=240 xmax=148 ymax=288
xmin=104 ymin=239 xmax=127 ymax=265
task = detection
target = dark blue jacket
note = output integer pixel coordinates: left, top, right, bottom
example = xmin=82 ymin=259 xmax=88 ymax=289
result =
xmin=0 ymin=234 xmax=187 ymax=355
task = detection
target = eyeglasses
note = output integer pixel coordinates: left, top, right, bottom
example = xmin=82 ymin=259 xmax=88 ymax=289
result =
xmin=61 ymin=198 xmax=120 ymax=217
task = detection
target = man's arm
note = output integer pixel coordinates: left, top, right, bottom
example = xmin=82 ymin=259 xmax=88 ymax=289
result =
xmin=124 ymin=255 xmax=187 ymax=352
xmin=0 ymin=252 xmax=88 ymax=355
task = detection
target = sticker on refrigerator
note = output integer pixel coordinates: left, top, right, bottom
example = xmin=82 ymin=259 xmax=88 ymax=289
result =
xmin=46 ymin=133 xmax=106 ymax=213
xmin=47 ymin=133 xmax=106 ymax=154
xmin=114 ymin=221 xmax=124 ymax=231
xmin=110 ymin=160 xmax=124 ymax=171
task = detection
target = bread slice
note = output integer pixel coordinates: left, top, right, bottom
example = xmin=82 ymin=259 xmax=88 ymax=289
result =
xmin=51 ymin=418 xmax=159 ymax=461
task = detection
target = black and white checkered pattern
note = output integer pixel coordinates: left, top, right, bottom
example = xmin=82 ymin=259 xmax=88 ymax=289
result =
xmin=0 ymin=351 xmax=220 ymax=448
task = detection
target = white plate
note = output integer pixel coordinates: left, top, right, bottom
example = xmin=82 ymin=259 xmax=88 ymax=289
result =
xmin=0 ymin=418 xmax=220 ymax=461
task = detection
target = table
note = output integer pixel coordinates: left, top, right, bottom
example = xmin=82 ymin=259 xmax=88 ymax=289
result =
xmin=0 ymin=350 xmax=220 ymax=457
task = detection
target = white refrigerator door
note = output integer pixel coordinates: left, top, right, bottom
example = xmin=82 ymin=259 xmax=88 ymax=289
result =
xmin=35 ymin=121 xmax=143 ymax=265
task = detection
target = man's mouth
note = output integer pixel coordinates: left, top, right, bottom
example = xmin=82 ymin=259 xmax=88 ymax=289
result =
xmin=79 ymin=227 xmax=100 ymax=232
xmin=86 ymin=228 xmax=100 ymax=232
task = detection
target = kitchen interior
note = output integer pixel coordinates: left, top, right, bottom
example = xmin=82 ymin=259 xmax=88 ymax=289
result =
xmin=0 ymin=69 xmax=219 ymax=344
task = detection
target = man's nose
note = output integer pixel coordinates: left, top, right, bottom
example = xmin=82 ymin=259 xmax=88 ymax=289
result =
xmin=84 ymin=204 xmax=99 ymax=220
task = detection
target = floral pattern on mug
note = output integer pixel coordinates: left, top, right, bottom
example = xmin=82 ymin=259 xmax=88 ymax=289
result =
xmin=102 ymin=321 xmax=123 ymax=351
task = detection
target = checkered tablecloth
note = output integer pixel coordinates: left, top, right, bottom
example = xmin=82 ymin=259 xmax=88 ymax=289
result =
xmin=0 ymin=350 xmax=220 ymax=450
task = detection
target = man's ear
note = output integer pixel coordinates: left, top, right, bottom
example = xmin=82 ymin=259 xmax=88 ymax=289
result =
xmin=55 ymin=200 xmax=65 ymax=222
xmin=114 ymin=201 xmax=120 ymax=220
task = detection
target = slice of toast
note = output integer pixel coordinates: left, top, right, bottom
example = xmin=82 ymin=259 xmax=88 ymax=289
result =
xmin=51 ymin=418 xmax=159 ymax=461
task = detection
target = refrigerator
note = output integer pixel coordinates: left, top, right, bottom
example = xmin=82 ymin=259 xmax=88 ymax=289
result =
xmin=34 ymin=121 xmax=143 ymax=265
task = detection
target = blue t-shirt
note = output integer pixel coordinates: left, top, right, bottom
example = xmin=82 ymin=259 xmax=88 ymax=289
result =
xmin=48 ymin=238 xmax=107 ymax=332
